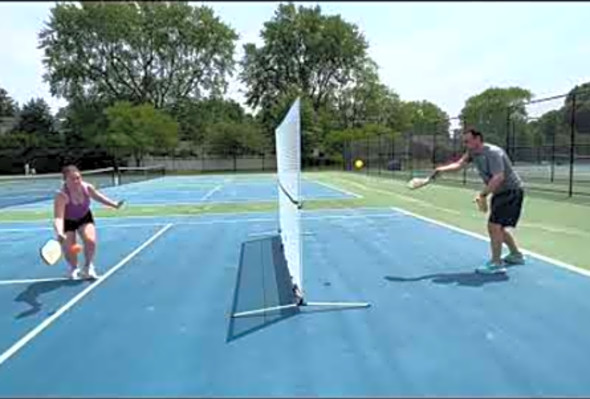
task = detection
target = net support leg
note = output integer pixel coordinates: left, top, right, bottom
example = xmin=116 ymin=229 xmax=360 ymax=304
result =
xmin=231 ymin=298 xmax=371 ymax=319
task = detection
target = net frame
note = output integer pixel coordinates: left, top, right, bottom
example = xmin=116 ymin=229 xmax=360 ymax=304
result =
xmin=231 ymin=98 xmax=370 ymax=318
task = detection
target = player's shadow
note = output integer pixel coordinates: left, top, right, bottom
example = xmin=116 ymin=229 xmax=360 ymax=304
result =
xmin=384 ymin=270 xmax=509 ymax=287
xmin=14 ymin=279 xmax=84 ymax=319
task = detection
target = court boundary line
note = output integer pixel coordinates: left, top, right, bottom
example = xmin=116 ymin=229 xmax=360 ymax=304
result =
xmin=0 ymin=205 xmax=398 ymax=225
xmin=200 ymin=184 xmax=224 ymax=201
xmin=0 ymin=223 xmax=174 ymax=367
xmin=0 ymin=223 xmax=168 ymax=233
xmin=2 ymin=195 xmax=357 ymax=211
xmin=304 ymin=178 xmax=363 ymax=199
xmin=0 ymin=212 xmax=403 ymax=232
xmin=0 ymin=277 xmax=71 ymax=286
xmin=390 ymin=206 xmax=590 ymax=278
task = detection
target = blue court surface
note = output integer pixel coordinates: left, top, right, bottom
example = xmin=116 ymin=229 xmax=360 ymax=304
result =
xmin=1 ymin=207 xmax=590 ymax=396
xmin=4 ymin=174 xmax=360 ymax=211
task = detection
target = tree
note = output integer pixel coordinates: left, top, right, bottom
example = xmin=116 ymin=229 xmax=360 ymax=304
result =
xmin=170 ymin=97 xmax=248 ymax=145
xmin=403 ymin=100 xmax=450 ymax=136
xmin=564 ymin=83 xmax=590 ymax=135
xmin=204 ymin=120 xmax=266 ymax=158
xmin=0 ymin=87 xmax=17 ymax=117
xmin=103 ymin=102 xmax=179 ymax=165
xmin=460 ymin=87 xmax=533 ymax=145
xmin=240 ymin=3 xmax=371 ymax=115
xmin=333 ymin=62 xmax=409 ymax=132
xmin=15 ymin=98 xmax=55 ymax=137
xmin=39 ymin=2 xmax=238 ymax=108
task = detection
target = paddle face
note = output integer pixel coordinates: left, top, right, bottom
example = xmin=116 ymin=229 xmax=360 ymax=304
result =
xmin=40 ymin=239 xmax=62 ymax=266
xmin=407 ymin=177 xmax=432 ymax=190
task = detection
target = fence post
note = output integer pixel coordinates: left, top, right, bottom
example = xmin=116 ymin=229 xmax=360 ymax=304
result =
xmin=391 ymin=135 xmax=395 ymax=180
xmin=505 ymin=107 xmax=512 ymax=159
xmin=550 ymin=128 xmax=556 ymax=183
xmin=408 ymin=131 xmax=414 ymax=178
xmin=568 ymin=92 xmax=577 ymax=197
xmin=365 ymin=136 xmax=370 ymax=176
xmin=432 ymin=123 xmax=437 ymax=169
xmin=378 ymin=134 xmax=382 ymax=176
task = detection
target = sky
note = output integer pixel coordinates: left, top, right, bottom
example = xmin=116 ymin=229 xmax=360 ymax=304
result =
xmin=1 ymin=1 xmax=589 ymax=129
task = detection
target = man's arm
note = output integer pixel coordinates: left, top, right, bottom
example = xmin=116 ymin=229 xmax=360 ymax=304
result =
xmin=435 ymin=152 xmax=470 ymax=175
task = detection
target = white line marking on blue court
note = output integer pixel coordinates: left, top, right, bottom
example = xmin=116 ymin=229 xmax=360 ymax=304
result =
xmin=0 ymin=223 xmax=167 ymax=233
xmin=390 ymin=206 xmax=590 ymax=278
xmin=200 ymin=184 xmax=224 ymax=201
xmin=0 ymin=277 xmax=72 ymax=286
xmin=0 ymin=211 xmax=405 ymax=232
xmin=0 ymin=223 xmax=174 ymax=368
xmin=305 ymin=178 xmax=363 ymax=198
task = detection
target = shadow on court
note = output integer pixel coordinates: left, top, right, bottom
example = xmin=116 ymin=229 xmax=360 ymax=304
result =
xmin=227 ymin=236 xmax=300 ymax=342
xmin=14 ymin=279 xmax=85 ymax=319
xmin=384 ymin=271 xmax=509 ymax=287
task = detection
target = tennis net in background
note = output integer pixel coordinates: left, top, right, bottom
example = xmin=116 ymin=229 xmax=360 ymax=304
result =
xmin=0 ymin=165 xmax=166 ymax=209
xmin=117 ymin=165 xmax=166 ymax=185
xmin=275 ymin=98 xmax=303 ymax=297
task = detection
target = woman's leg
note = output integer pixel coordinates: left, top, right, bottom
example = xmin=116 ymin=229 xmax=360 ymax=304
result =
xmin=78 ymin=222 xmax=98 ymax=279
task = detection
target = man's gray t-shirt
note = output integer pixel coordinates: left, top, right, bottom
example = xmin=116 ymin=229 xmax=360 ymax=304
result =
xmin=467 ymin=143 xmax=523 ymax=193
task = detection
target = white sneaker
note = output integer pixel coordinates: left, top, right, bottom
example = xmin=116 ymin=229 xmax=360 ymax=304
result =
xmin=79 ymin=263 xmax=99 ymax=280
xmin=87 ymin=264 xmax=99 ymax=279
xmin=67 ymin=266 xmax=80 ymax=280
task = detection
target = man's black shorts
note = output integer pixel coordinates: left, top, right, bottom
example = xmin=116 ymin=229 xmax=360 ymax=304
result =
xmin=489 ymin=189 xmax=524 ymax=227
xmin=64 ymin=211 xmax=95 ymax=232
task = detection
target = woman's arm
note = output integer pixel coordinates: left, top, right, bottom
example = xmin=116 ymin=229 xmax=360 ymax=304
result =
xmin=53 ymin=193 xmax=67 ymax=242
xmin=87 ymin=184 xmax=123 ymax=209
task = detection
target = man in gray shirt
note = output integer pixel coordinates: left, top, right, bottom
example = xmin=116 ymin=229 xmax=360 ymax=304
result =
xmin=433 ymin=128 xmax=525 ymax=274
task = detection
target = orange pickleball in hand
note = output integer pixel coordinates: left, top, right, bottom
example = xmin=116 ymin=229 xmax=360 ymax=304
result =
xmin=70 ymin=244 xmax=82 ymax=255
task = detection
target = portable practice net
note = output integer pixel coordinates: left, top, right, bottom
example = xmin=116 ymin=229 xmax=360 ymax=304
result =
xmin=231 ymin=98 xmax=370 ymax=318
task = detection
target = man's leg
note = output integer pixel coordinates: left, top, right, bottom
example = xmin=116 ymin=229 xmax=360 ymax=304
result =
xmin=503 ymin=229 xmax=519 ymax=254
xmin=487 ymin=222 xmax=504 ymax=265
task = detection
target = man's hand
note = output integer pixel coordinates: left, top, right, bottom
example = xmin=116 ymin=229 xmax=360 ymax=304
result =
xmin=474 ymin=193 xmax=488 ymax=213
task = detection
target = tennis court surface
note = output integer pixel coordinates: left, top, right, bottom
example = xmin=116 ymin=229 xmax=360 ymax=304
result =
xmin=1 ymin=191 xmax=590 ymax=396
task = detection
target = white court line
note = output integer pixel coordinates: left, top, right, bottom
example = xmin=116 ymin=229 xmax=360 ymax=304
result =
xmin=0 ymin=223 xmax=173 ymax=367
xmin=305 ymin=178 xmax=363 ymax=199
xmin=332 ymin=176 xmax=461 ymax=215
xmin=0 ymin=222 xmax=167 ymax=233
xmin=200 ymin=184 xmax=224 ymax=201
xmin=0 ymin=211 xmax=405 ymax=232
xmin=0 ymin=277 xmax=71 ymax=286
xmin=390 ymin=206 xmax=590 ymax=278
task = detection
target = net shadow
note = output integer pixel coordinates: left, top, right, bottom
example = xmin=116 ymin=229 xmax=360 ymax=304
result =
xmin=226 ymin=235 xmax=299 ymax=343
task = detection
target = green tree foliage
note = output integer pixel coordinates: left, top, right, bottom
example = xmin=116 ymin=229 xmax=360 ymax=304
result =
xmin=170 ymin=98 xmax=248 ymax=145
xmin=39 ymin=2 xmax=238 ymax=108
xmin=564 ymin=83 xmax=590 ymax=135
xmin=15 ymin=98 xmax=55 ymax=137
xmin=460 ymin=87 xmax=532 ymax=145
xmin=403 ymin=100 xmax=450 ymax=136
xmin=240 ymin=3 xmax=370 ymax=114
xmin=0 ymin=87 xmax=18 ymax=117
xmin=204 ymin=120 xmax=266 ymax=158
xmin=103 ymin=101 xmax=179 ymax=165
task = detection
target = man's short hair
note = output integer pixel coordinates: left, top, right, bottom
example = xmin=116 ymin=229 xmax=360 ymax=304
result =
xmin=463 ymin=127 xmax=484 ymax=141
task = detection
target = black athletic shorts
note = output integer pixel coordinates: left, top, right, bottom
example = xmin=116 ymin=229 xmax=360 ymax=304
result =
xmin=64 ymin=211 xmax=95 ymax=232
xmin=489 ymin=189 xmax=524 ymax=227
